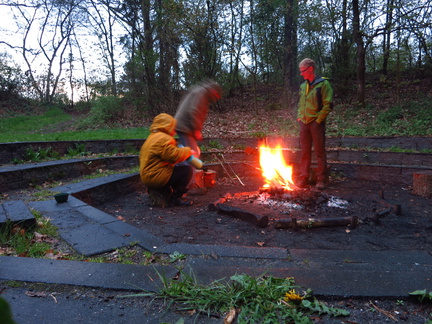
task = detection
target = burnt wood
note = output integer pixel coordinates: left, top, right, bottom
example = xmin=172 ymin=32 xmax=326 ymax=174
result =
xmin=274 ymin=216 xmax=358 ymax=229
xmin=208 ymin=202 xmax=269 ymax=227
xmin=374 ymin=194 xmax=402 ymax=216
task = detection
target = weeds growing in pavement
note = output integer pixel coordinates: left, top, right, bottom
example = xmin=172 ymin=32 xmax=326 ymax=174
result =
xmin=409 ymin=289 xmax=432 ymax=302
xmin=122 ymin=270 xmax=349 ymax=323
xmin=0 ymin=210 xmax=59 ymax=258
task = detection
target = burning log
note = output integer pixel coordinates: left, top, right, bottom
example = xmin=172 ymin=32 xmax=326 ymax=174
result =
xmin=208 ymin=201 xmax=269 ymax=228
xmin=274 ymin=216 xmax=358 ymax=229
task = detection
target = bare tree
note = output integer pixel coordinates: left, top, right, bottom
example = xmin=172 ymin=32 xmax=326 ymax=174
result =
xmin=17 ymin=0 xmax=78 ymax=103
xmin=86 ymin=0 xmax=119 ymax=96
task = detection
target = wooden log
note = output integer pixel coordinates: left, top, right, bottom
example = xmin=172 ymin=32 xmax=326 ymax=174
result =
xmin=208 ymin=194 xmax=231 ymax=211
xmin=209 ymin=203 xmax=269 ymax=227
xmin=274 ymin=216 xmax=357 ymax=229
xmin=374 ymin=194 xmax=401 ymax=216
xmin=413 ymin=171 xmax=432 ymax=199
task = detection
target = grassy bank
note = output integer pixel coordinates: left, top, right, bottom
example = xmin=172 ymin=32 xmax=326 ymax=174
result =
xmin=0 ymin=107 xmax=149 ymax=142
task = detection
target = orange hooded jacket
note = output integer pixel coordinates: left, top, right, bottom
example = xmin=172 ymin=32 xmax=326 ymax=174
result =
xmin=139 ymin=113 xmax=192 ymax=188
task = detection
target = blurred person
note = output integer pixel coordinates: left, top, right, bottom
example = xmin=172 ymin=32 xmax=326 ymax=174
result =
xmin=174 ymin=79 xmax=222 ymax=191
xmin=296 ymin=58 xmax=333 ymax=190
xmin=139 ymin=113 xmax=196 ymax=207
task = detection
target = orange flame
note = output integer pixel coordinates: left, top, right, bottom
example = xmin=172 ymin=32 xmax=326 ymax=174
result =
xmin=259 ymin=143 xmax=294 ymax=190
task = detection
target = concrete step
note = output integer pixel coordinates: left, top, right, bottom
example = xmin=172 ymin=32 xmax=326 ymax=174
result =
xmin=0 ymin=156 xmax=138 ymax=192
xmin=0 ymin=200 xmax=36 ymax=230
xmin=1 ymin=137 xmax=431 ymax=164
xmin=2 ymin=149 xmax=432 ymax=192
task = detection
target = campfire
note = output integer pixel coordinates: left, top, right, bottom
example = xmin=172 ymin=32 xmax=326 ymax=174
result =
xmin=209 ymin=142 xmax=362 ymax=230
xmin=259 ymin=142 xmax=295 ymax=191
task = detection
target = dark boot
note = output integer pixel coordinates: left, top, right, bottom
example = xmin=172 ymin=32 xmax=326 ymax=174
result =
xmin=296 ymin=177 xmax=309 ymax=188
xmin=170 ymin=189 xmax=193 ymax=207
xmin=148 ymin=187 xmax=172 ymax=208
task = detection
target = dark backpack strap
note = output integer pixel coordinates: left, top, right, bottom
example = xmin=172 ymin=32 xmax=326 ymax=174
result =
xmin=314 ymin=77 xmax=333 ymax=112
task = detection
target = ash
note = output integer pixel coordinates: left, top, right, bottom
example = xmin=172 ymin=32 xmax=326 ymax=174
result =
xmin=235 ymin=188 xmax=349 ymax=216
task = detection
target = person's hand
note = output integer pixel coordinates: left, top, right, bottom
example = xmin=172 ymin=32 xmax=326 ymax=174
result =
xmin=193 ymin=130 xmax=203 ymax=141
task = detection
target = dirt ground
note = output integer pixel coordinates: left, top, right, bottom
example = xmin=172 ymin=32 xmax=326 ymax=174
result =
xmin=98 ymin=175 xmax=432 ymax=253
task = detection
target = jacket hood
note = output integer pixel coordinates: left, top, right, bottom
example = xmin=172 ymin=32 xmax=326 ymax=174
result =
xmin=150 ymin=113 xmax=176 ymax=135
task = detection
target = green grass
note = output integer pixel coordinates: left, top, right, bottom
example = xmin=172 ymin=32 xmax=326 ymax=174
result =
xmin=1 ymin=97 xmax=431 ymax=142
xmin=0 ymin=127 xmax=149 ymax=143
xmin=0 ymin=107 xmax=71 ymax=133
xmin=0 ymin=107 xmax=149 ymax=142
xmin=327 ymin=99 xmax=432 ymax=137
xmin=123 ymin=270 xmax=349 ymax=323
xmin=0 ymin=210 xmax=59 ymax=258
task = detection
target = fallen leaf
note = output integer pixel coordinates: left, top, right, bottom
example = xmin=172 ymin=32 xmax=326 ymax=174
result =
xmin=25 ymin=291 xmax=47 ymax=298
xmin=256 ymin=241 xmax=265 ymax=246
xmin=11 ymin=225 xmax=22 ymax=235
xmin=224 ymin=308 xmax=236 ymax=324
xmin=34 ymin=232 xmax=47 ymax=242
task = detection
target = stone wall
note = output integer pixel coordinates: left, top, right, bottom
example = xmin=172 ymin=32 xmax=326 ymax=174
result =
xmin=1 ymin=136 xmax=430 ymax=165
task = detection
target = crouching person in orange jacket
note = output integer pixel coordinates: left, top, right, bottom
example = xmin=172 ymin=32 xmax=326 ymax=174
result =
xmin=139 ymin=113 xmax=195 ymax=207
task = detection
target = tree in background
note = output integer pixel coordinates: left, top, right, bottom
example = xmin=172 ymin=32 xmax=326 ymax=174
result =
xmin=0 ymin=0 xmax=431 ymax=112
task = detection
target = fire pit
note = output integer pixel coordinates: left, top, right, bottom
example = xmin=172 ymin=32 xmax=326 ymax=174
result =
xmin=98 ymin=142 xmax=431 ymax=252
xmin=208 ymin=142 xmax=358 ymax=230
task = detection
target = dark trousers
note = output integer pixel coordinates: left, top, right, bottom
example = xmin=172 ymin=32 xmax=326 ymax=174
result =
xmin=165 ymin=164 xmax=193 ymax=197
xmin=299 ymin=121 xmax=327 ymax=182
xmin=176 ymin=131 xmax=199 ymax=186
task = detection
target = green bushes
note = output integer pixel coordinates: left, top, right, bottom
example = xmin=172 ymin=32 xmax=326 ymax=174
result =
xmin=80 ymin=96 xmax=123 ymax=128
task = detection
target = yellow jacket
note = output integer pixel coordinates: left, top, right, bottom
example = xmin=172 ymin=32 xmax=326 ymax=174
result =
xmin=139 ymin=113 xmax=192 ymax=188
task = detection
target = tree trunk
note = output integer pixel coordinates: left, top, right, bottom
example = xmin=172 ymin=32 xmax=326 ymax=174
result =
xmin=352 ymin=0 xmax=365 ymax=107
xmin=382 ymin=0 xmax=394 ymax=75
xmin=283 ymin=0 xmax=298 ymax=106
xmin=141 ymin=0 xmax=156 ymax=113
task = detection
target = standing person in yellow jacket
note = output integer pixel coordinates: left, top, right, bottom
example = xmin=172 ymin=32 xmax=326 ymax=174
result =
xmin=139 ymin=113 xmax=196 ymax=207
xmin=297 ymin=58 xmax=333 ymax=190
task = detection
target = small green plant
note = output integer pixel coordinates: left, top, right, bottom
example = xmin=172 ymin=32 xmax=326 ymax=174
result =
xmin=122 ymin=270 xmax=349 ymax=323
xmin=32 ymin=210 xmax=58 ymax=237
xmin=395 ymin=300 xmax=404 ymax=306
xmin=5 ymin=281 xmax=23 ymax=288
xmin=31 ymin=190 xmax=56 ymax=201
xmin=207 ymin=140 xmax=224 ymax=150
xmin=409 ymin=289 xmax=432 ymax=302
xmin=22 ymin=146 xmax=59 ymax=162
xmin=169 ymin=251 xmax=186 ymax=263
xmin=116 ymin=247 xmax=138 ymax=264
xmin=67 ymin=143 xmax=88 ymax=157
